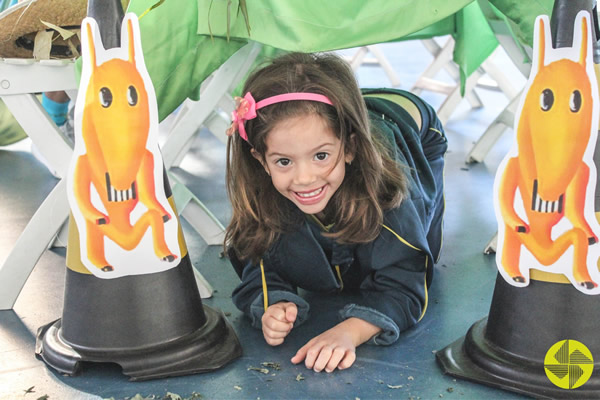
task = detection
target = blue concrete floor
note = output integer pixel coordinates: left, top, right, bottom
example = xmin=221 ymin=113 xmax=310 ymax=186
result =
xmin=0 ymin=39 xmax=530 ymax=399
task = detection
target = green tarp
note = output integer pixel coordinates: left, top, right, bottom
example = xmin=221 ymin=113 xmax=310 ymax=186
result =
xmin=124 ymin=0 xmax=554 ymax=121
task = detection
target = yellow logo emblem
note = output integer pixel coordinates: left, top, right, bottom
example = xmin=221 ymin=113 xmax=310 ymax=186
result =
xmin=544 ymin=340 xmax=593 ymax=389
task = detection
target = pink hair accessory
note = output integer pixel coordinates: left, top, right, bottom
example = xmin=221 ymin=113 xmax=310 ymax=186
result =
xmin=226 ymin=91 xmax=333 ymax=142
xmin=227 ymin=92 xmax=257 ymax=141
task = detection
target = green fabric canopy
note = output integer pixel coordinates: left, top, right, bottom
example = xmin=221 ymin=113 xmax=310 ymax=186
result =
xmin=124 ymin=0 xmax=553 ymax=121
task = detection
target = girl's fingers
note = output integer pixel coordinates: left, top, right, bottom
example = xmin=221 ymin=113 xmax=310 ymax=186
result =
xmin=325 ymin=347 xmax=347 ymax=373
xmin=285 ymin=303 xmax=298 ymax=323
xmin=263 ymin=326 xmax=290 ymax=339
xmin=312 ymin=346 xmax=334 ymax=372
xmin=263 ymin=317 xmax=292 ymax=333
xmin=266 ymin=305 xmax=286 ymax=321
xmin=303 ymin=343 xmax=325 ymax=370
xmin=337 ymin=351 xmax=357 ymax=370
xmin=264 ymin=335 xmax=284 ymax=346
xmin=291 ymin=342 xmax=309 ymax=364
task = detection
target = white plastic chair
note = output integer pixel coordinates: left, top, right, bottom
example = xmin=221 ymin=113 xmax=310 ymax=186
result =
xmin=345 ymin=44 xmax=402 ymax=87
xmin=411 ymin=36 xmax=521 ymax=125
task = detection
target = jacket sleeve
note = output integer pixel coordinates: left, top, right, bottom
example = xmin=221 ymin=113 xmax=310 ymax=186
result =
xmin=231 ymin=256 xmax=310 ymax=329
xmin=341 ymin=203 xmax=431 ymax=346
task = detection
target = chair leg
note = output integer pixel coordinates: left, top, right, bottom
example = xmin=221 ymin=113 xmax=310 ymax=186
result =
xmin=0 ymin=179 xmax=69 ymax=310
xmin=466 ymin=91 xmax=520 ymax=163
xmin=365 ymin=45 xmax=401 ymax=87
xmin=2 ymin=93 xmax=72 ymax=178
xmin=416 ymin=38 xmax=483 ymax=108
xmin=484 ymin=232 xmax=498 ymax=255
xmin=437 ymin=69 xmax=483 ymax=124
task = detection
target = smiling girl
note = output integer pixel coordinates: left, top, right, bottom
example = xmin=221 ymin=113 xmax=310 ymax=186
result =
xmin=225 ymin=52 xmax=447 ymax=373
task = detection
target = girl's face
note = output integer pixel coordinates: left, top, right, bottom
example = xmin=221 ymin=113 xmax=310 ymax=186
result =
xmin=254 ymin=113 xmax=354 ymax=217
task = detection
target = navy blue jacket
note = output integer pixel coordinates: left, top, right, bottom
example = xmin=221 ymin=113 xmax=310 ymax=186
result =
xmin=230 ymin=89 xmax=447 ymax=345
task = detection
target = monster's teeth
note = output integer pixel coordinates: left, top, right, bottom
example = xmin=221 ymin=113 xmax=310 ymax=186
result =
xmin=530 ymin=180 xmax=564 ymax=213
xmin=105 ymin=173 xmax=136 ymax=202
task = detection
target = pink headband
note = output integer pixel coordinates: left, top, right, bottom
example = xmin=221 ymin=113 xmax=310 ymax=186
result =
xmin=226 ymin=92 xmax=334 ymax=142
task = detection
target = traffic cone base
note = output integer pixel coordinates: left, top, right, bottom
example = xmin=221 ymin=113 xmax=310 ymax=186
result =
xmin=437 ymin=275 xmax=600 ymax=398
xmin=35 ymin=261 xmax=242 ymax=380
xmin=36 ymin=304 xmax=241 ymax=381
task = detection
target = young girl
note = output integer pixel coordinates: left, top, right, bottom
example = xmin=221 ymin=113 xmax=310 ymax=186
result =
xmin=225 ymin=52 xmax=447 ymax=373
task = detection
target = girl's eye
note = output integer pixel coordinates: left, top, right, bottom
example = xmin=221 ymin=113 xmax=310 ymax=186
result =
xmin=276 ymin=158 xmax=291 ymax=167
xmin=315 ymin=152 xmax=329 ymax=161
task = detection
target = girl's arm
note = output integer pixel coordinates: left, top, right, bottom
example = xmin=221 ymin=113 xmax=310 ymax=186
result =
xmin=291 ymin=317 xmax=381 ymax=372
xmin=231 ymin=256 xmax=310 ymax=329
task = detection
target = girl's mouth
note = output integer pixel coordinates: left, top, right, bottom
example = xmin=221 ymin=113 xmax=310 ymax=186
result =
xmin=296 ymin=187 xmax=323 ymax=198
xmin=293 ymin=185 xmax=327 ymax=205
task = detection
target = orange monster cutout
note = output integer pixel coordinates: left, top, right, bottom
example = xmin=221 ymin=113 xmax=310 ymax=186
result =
xmin=67 ymin=14 xmax=181 ymax=278
xmin=493 ymin=11 xmax=600 ymax=294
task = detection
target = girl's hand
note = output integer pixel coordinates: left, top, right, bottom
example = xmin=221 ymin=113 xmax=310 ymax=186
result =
xmin=291 ymin=323 xmax=356 ymax=373
xmin=261 ymin=302 xmax=297 ymax=346
xmin=291 ymin=318 xmax=381 ymax=373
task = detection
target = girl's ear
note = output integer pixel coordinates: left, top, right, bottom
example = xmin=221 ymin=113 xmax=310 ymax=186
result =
xmin=345 ymin=133 xmax=357 ymax=164
xmin=251 ymin=148 xmax=271 ymax=176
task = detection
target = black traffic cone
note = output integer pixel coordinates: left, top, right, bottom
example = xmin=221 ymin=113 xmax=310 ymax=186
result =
xmin=437 ymin=1 xmax=600 ymax=397
xmin=35 ymin=1 xmax=241 ymax=380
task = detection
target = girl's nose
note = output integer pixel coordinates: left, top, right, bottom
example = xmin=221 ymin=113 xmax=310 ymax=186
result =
xmin=294 ymin=162 xmax=316 ymax=186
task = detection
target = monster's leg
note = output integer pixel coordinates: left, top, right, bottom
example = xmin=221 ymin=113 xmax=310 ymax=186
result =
xmin=103 ymin=209 xmax=176 ymax=261
xmin=501 ymin=227 xmax=525 ymax=282
xmin=521 ymin=227 xmax=596 ymax=288
xmin=86 ymin=220 xmax=112 ymax=271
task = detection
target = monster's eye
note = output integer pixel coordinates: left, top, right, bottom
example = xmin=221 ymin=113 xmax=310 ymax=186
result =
xmin=127 ymin=85 xmax=138 ymax=106
xmin=540 ymin=89 xmax=554 ymax=111
xmin=99 ymin=87 xmax=112 ymax=108
xmin=570 ymin=90 xmax=582 ymax=112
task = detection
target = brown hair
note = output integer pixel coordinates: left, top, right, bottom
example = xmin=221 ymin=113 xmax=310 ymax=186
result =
xmin=225 ymin=52 xmax=407 ymax=262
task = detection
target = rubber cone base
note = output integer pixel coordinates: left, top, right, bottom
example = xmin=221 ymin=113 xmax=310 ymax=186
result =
xmin=436 ymin=275 xmax=600 ymax=398
xmin=36 ymin=304 xmax=241 ymax=381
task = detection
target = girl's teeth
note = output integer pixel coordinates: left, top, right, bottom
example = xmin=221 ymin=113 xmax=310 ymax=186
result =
xmin=297 ymin=187 xmax=322 ymax=198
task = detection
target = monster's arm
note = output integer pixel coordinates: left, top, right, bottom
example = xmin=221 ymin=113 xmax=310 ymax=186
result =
xmin=73 ymin=156 xmax=109 ymax=225
xmin=499 ymin=157 xmax=529 ymax=233
xmin=137 ymin=149 xmax=171 ymax=220
xmin=566 ymin=162 xmax=598 ymax=243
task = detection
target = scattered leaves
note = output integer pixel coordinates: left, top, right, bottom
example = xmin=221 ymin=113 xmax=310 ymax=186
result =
xmin=407 ymin=376 xmax=414 ymax=381
xmin=296 ymin=373 xmax=305 ymax=381
xmin=36 ymin=396 xmax=49 ymax=400
xmin=447 ymin=387 xmax=454 ymax=393
xmin=261 ymin=362 xmax=281 ymax=370
xmin=248 ymin=366 xmax=270 ymax=374
xmin=164 ymin=393 xmax=182 ymax=400
xmin=376 ymin=379 xmax=384 ymax=384
xmin=234 ymin=386 xmax=242 ymax=391
xmin=224 ymin=312 xmax=232 ymax=317
xmin=387 ymin=384 xmax=403 ymax=389
xmin=24 ymin=386 xmax=35 ymax=395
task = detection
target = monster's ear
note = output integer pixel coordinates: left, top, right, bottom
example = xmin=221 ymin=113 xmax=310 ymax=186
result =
xmin=82 ymin=18 xmax=97 ymax=70
xmin=125 ymin=16 xmax=136 ymax=65
xmin=534 ymin=16 xmax=549 ymax=73
xmin=578 ymin=13 xmax=589 ymax=67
